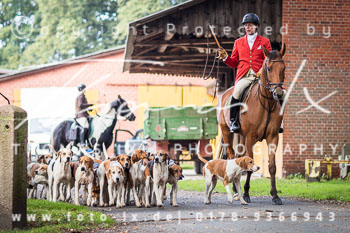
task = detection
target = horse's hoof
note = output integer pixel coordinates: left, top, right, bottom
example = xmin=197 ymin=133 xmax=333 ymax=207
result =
xmin=272 ymin=197 xmax=283 ymax=205
xmin=243 ymin=195 xmax=251 ymax=203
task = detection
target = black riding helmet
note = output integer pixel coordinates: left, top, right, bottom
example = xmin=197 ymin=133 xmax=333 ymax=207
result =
xmin=242 ymin=13 xmax=260 ymax=26
xmin=78 ymin=83 xmax=86 ymax=91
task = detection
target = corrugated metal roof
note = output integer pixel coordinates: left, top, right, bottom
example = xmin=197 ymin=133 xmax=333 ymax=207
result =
xmin=123 ymin=0 xmax=206 ymax=73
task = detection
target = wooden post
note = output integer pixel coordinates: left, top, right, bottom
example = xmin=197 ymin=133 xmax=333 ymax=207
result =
xmin=327 ymin=163 xmax=332 ymax=180
xmin=0 ymin=105 xmax=27 ymax=230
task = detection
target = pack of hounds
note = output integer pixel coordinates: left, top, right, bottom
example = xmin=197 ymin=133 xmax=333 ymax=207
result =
xmin=27 ymin=142 xmax=183 ymax=208
xmin=27 ymin=142 xmax=260 ymax=207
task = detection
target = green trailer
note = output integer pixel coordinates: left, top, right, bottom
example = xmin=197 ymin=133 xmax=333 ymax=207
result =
xmin=144 ymin=106 xmax=218 ymax=174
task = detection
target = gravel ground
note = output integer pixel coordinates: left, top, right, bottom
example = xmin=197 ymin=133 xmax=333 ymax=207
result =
xmin=90 ymin=190 xmax=350 ymax=233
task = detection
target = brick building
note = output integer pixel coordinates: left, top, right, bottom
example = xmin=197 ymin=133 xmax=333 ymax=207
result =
xmin=281 ymin=0 xmax=350 ymax=174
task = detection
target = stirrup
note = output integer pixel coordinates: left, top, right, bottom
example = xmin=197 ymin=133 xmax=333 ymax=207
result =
xmin=230 ymin=121 xmax=241 ymax=133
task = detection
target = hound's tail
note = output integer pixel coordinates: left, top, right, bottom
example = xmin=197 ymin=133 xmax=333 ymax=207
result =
xmin=197 ymin=153 xmax=208 ymax=164
xmin=28 ymin=151 xmax=32 ymax=164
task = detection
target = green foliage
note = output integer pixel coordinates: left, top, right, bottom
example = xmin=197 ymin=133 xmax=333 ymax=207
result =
xmin=114 ymin=0 xmax=186 ymax=45
xmin=286 ymin=172 xmax=304 ymax=179
xmin=177 ymin=178 xmax=350 ymax=202
xmin=0 ymin=0 xmax=40 ymax=69
xmin=0 ymin=0 xmax=187 ymax=69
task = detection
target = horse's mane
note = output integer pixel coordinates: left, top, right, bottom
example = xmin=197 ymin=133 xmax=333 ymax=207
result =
xmin=99 ymin=103 xmax=113 ymax=115
xmin=268 ymin=50 xmax=281 ymax=60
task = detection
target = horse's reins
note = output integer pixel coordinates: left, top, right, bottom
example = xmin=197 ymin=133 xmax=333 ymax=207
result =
xmin=260 ymin=59 xmax=284 ymax=93
xmin=257 ymin=58 xmax=284 ymax=141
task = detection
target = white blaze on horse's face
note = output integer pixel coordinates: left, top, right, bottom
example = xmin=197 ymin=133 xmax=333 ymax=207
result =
xmin=263 ymin=45 xmax=286 ymax=101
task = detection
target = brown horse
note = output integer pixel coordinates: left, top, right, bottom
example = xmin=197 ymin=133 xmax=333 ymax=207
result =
xmin=217 ymin=44 xmax=286 ymax=205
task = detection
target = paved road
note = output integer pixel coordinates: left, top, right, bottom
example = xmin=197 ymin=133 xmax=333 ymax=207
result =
xmin=91 ymin=190 xmax=350 ymax=233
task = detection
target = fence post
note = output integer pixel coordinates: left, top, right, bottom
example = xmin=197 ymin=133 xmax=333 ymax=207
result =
xmin=0 ymin=105 xmax=27 ymax=230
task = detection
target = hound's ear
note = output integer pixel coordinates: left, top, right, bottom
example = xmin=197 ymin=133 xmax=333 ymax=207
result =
xmin=88 ymin=158 xmax=94 ymax=169
xmin=237 ymin=157 xmax=247 ymax=170
xmin=37 ymin=155 xmax=44 ymax=164
xmin=262 ymin=45 xmax=270 ymax=59
xmin=118 ymin=95 xmax=121 ymax=99
xmin=147 ymin=152 xmax=151 ymax=157
xmin=131 ymin=153 xmax=137 ymax=163
xmin=280 ymin=43 xmax=286 ymax=57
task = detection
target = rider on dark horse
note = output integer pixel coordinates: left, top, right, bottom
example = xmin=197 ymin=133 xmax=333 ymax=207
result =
xmin=218 ymin=13 xmax=285 ymax=133
xmin=75 ymin=83 xmax=93 ymax=147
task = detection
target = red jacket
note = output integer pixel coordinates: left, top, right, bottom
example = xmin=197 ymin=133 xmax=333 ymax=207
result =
xmin=224 ymin=34 xmax=272 ymax=84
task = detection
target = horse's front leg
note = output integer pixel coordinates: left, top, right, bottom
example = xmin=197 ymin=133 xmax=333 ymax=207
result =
xmin=267 ymin=135 xmax=282 ymax=205
xmin=242 ymin=136 xmax=254 ymax=203
xmin=220 ymin=123 xmax=235 ymax=159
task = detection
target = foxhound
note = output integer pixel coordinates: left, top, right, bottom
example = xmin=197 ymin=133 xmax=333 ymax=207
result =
xmin=131 ymin=150 xmax=150 ymax=206
xmin=47 ymin=144 xmax=73 ymax=202
xmin=163 ymin=163 xmax=183 ymax=207
xmin=197 ymin=154 xmax=259 ymax=205
xmin=129 ymin=150 xmax=151 ymax=207
xmin=110 ymin=154 xmax=131 ymax=207
xmin=151 ymin=151 xmax=169 ymax=207
xmin=27 ymin=162 xmax=48 ymax=199
xmin=73 ymin=155 xmax=95 ymax=206
xmin=105 ymin=160 xmax=125 ymax=207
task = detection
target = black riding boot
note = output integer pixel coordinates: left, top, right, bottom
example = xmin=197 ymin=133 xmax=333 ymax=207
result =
xmin=279 ymin=99 xmax=284 ymax=133
xmin=230 ymin=97 xmax=241 ymax=133
xmin=79 ymin=127 xmax=87 ymax=147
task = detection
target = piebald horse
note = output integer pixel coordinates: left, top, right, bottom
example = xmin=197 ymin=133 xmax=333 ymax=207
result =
xmin=52 ymin=95 xmax=136 ymax=156
xmin=218 ymin=44 xmax=286 ymax=205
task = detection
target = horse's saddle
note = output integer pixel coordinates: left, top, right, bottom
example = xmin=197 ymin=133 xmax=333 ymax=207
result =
xmin=226 ymin=78 xmax=259 ymax=124
xmin=68 ymin=121 xmax=81 ymax=141
xmin=68 ymin=117 xmax=94 ymax=142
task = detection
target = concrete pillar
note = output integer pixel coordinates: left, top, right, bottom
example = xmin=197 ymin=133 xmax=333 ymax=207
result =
xmin=0 ymin=105 xmax=27 ymax=230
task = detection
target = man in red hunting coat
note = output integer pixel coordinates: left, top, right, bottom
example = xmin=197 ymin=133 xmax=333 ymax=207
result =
xmin=218 ymin=13 xmax=283 ymax=133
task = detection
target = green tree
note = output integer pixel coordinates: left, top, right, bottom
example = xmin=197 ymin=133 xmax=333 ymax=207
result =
xmin=115 ymin=0 xmax=187 ymax=45
xmin=0 ymin=0 xmax=39 ymax=69
xmin=19 ymin=0 xmax=120 ymax=68
xmin=0 ymin=0 xmax=187 ymax=69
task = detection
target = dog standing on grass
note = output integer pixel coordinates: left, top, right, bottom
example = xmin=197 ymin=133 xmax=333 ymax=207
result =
xmin=197 ymin=154 xmax=259 ymax=205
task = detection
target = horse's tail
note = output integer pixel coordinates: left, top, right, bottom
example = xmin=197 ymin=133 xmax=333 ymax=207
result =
xmin=197 ymin=153 xmax=208 ymax=164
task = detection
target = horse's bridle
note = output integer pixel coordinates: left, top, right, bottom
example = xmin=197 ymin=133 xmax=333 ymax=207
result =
xmin=259 ymin=59 xmax=285 ymax=94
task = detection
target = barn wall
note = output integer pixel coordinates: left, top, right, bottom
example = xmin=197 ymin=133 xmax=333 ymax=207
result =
xmin=282 ymin=0 xmax=350 ymax=175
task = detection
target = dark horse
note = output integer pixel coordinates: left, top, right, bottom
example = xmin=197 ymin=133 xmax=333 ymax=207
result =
xmin=52 ymin=95 xmax=136 ymax=154
xmin=217 ymin=44 xmax=286 ymax=205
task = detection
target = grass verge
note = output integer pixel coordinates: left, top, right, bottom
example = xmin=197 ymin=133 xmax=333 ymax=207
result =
xmin=180 ymin=162 xmax=194 ymax=170
xmin=178 ymin=178 xmax=350 ymax=202
xmin=8 ymin=199 xmax=114 ymax=233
